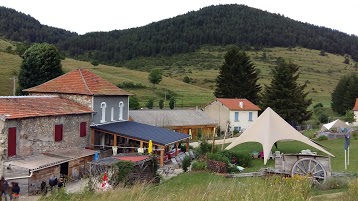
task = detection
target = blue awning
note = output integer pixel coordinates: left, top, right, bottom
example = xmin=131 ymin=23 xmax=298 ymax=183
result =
xmin=92 ymin=121 xmax=189 ymax=146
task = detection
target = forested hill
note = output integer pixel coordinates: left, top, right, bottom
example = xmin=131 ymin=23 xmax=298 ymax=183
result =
xmin=1 ymin=4 xmax=358 ymax=65
xmin=0 ymin=7 xmax=77 ymax=44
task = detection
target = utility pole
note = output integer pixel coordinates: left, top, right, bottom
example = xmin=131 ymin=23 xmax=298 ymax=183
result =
xmin=10 ymin=76 xmax=16 ymax=96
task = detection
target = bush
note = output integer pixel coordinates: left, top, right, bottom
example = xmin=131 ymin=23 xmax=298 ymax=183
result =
xmin=317 ymin=135 xmax=328 ymax=141
xmin=318 ymin=113 xmax=329 ymax=123
xmin=316 ymin=177 xmax=349 ymax=191
xmin=117 ymin=81 xmax=146 ymax=89
xmin=313 ymin=103 xmax=324 ymax=108
xmin=191 ymin=161 xmax=207 ymax=171
xmin=207 ymin=153 xmax=229 ymax=165
xmin=352 ymin=131 xmax=358 ymax=140
xmin=182 ymin=156 xmax=191 ymax=172
xmin=218 ymin=150 xmax=252 ymax=167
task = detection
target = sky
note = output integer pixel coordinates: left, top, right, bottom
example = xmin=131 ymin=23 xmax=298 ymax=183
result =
xmin=0 ymin=0 xmax=357 ymax=36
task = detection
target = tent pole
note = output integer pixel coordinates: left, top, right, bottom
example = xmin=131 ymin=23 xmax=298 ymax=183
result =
xmin=344 ymin=150 xmax=347 ymax=171
xmin=348 ymin=146 xmax=350 ymax=166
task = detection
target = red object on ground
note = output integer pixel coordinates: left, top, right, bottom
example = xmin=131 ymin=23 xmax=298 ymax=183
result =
xmin=101 ymin=172 xmax=108 ymax=188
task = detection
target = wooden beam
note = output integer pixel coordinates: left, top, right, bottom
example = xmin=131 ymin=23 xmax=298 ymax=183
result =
xmin=175 ymin=142 xmax=179 ymax=156
xmin=90 ymin=129 xmax=95 ymax=149
xmin=113 ymin=134 xmax=117 ymax=146
xmin=160 ymin=146 xmax=165 ymax=167
xmin=140 ymin=141 xmax=143 ymax=148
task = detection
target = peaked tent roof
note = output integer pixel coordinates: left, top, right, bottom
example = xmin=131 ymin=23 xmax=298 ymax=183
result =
xmin=225 ymin=107 xmax=334 ymax=164
xmin=320 ymin=119 xmax=350 ymax=131
xmin=207 ymin=98 xmax=260 ymax=111
xmin=24 ymin=69 xmax=132 ymax=96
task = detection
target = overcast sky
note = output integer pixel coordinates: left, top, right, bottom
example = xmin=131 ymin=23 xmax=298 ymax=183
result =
xmin=1 ymin=0 xmax=357 ymax=36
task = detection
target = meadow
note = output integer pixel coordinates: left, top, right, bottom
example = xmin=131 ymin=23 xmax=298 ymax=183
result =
xmin=0 ymin=39 xmax=356 ymax=108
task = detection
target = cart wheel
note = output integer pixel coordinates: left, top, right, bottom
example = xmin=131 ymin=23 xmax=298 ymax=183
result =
xmin=291 ymin=158 xmax=327 ymax=184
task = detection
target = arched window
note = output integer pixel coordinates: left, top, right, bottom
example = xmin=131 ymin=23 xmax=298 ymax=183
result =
xmin=100 ymin=102 xmax=107 ymax=123
xmin=111 ymin=107 xmax=114 ymax=121
xmin=119 ymin=101 xmax=124 ymax=120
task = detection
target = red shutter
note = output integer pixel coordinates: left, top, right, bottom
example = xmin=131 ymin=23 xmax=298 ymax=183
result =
xmin=80 ymin=122 xmax=87 ymax=137
xmin=55 ymin=125 xmax=63 ymax=142
xmin=8 ymin=127 xmax=16 ymax=157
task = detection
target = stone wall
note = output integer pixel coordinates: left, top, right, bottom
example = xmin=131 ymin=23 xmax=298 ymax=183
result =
xmin=28 ymin=165 xmax=61 ymax=195
xmin=0 ymin=114 xmax=92 ymax=159
xmin=68 ymin=155 xmax=93 ymax=179
xmin=3 ymin=164 xmax=30 ymax=195
xmin=30 ymin=93 xmax=93 ymax=109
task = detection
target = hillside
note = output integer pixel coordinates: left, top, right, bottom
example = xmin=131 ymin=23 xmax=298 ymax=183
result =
xmin=1 ymin=39 xmax=355 ymax=108
xmin=1 ymin=5 xmax=358 ymax=66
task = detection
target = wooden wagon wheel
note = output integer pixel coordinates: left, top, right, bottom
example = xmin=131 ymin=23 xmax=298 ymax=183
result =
xmin=291 ymin=158 xmax=327 ymax=184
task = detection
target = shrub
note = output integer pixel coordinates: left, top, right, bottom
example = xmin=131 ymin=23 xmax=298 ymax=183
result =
xmin=318 ymin=113 xmax=329 ymax=123
xmin=117 ymin=81 xmax=146 ymax=89
xmin=207 ymin=153 xmax=229 ymax=165
xmin=316 ymin=177 xmax=349 ymax=191
xmin=182 ymin=156 xmax=191 ymax=172
xmin=191 ymin=161 xmax=207 ymax=171
xmin=183 ymin=76 xmax=190 ymax=83
xmin=146 ymin=99 xmax=154 ymax=109
xmin=313 ymin=103 xmax=323 ymax=108
xmin=195 ymin=140 xmax=211 ymax=157
xmin=219 ymin=150 xmax=252 ymax=167
xmin=352 ymin=131 xmax=358 ymax=140
xmin=317 ymin=135 xmax=328 ymax=141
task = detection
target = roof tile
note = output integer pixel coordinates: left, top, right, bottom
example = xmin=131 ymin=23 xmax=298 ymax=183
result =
xmin=353 ymin=98 xmax=358 ymax=110
xmin=216 ymin=98 xmax=260 ymax=111
xmin=0 ymin=96 xmax=93 ymax=119
xmin=24 ymin=69 xmax=132 ymax=96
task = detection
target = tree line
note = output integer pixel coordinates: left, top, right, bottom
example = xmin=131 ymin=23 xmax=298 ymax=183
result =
xmin=1 ymin=5 xmax=358 ymax=65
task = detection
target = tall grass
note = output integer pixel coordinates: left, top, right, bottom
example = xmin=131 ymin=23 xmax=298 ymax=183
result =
xmin=43 ymin=172 xmax=311 ymax=201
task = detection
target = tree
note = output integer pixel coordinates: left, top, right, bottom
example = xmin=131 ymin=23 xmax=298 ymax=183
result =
xmin=18 ymin=43 xmax=63 ymax=94
xmin=183 ymin=76 xmax=190 ymax=83
xmin=159 ymin=99 xmax=164 ymax=109
xmin=344 ymin=110 xmax=355 ymax=123
xmin=331 ymin=74 xmax=358 ymax=115
xmin=214 ymin=46 xmax=261 ymax=104
xmin=91 ymin=60 xmax=99 ymax=68
xmin=129 ymin=96 xmax=140 ymax=110
xmin=148 ymin=69 xmax=163 ymax=88
xmin=146 ymin=99 xmax=154 ymax=109
xmin=261 ymin=59 xmax=312 ymax=124
xmin=169 ymin=98 xmax=175 ymax=110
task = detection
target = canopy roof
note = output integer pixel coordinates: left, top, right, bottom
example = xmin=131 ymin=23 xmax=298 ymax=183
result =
xmin=225 ymin=107 xmax=334 ymax=164
xmin=320 ymin=119 xmax=350 ymax=132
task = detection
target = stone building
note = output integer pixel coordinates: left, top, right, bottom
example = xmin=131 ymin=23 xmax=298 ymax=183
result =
xmin=0 ymin=69 xmax=189 ymax=194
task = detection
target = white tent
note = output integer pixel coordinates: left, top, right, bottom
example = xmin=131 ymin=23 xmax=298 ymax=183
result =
xmin=320 ymin=119 xmax=350 ymax=132
xmin=225 ymin=107 xmax=335 ymax=164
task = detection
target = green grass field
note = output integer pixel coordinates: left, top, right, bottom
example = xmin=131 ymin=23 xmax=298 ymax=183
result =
xmin=0 ymin=39 xmax=356 ymax=108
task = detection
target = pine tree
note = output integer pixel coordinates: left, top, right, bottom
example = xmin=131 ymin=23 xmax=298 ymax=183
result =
xmin=18 ymin=43 xmax=63 ymax=94
xmin=261 ymin=59 xmax=312 ymax=124
xmin=331 ymin=74 xmax=358 ymax=115
xmin=214 ymin=46 xmax=261 ymax=104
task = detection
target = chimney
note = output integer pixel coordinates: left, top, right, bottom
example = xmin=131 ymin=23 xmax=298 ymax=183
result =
xmin=239 ymin=101 xmax=243 ymax=108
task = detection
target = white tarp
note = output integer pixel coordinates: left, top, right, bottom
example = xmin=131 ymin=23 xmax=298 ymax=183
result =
xmin=225 ymin=107 xmax=335 ymax=164
xmin=320 ymin=119 xmax=350 ymax=132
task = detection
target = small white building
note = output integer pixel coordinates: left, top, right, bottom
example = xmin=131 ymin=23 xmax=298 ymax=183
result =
xmin=202 ymin=98 xmax=260 ymax=133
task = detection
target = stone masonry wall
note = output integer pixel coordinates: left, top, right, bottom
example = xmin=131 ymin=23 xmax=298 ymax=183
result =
xmin=68 ymin=155 xmax=93 ymax=179
xmin=30 ymin=93 xmax=93 ymax=109
xmin=0 ymin=114 xmax=92 ymax=159
xmin=28 ymin=165 xmax=61 ymax=195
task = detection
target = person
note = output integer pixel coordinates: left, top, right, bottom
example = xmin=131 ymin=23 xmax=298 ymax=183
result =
xmin=49 ymin=175 xmax=57 ymax=191
xmin=40 ymin=181 xmax=47 ymax=195
xmin=57 ymin=178 xmax=63 ymax=189
xmin=0 ymin=176 xmax=9 ymax=201
xmin=11 ymin=182 xmax=20 ymax=201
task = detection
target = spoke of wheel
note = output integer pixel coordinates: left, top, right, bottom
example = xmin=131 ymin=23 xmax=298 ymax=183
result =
xmin=296 ymin=163 xmax=307 ymax=174
xmin=313 ymin=176 xmax=325 ymax=179
xmin=312 ymin=169 xmax=323 ymax=175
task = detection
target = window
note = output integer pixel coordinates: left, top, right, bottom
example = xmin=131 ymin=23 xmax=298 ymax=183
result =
xmin=55 ymin=124 xmax=63 ymax=142
xmin=249 ymin=112 xmax=253 ymax=121
xmin=111 ymin=107 xmax=114 ymax=121
xmin=234 ymin=112 xmax=239 ymax=122
xmin=234 ymin=127 xmax=239 ymax=131
xmin=80 ymin=122 xmax=87 ymax=137
xmin=100 ymin=102 xmax=107 ymax=123
xmin=119 ymin=101 xmax=124 ymax=120
xmin=8 ymin=127 xmax=16 ymax=157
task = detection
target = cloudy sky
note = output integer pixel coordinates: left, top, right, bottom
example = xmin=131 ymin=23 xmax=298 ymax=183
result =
xmin=0 ymin=0 xmax=357 ymax=36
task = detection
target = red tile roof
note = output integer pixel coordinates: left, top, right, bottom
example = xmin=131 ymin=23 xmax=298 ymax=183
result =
xmin=24 ymin=69 xmax=132 ymax=96
xmin=0 ymin=96 xmax=93 ymax=119
xmin=216 ymin=98 xmax=260 ymax=111
xmin=353 ymin=98 xmax=358 ymax=110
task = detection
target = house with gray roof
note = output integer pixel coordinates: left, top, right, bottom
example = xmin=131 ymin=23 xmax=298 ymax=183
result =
xmin=130 ymin=109 xmax=218 ymax=140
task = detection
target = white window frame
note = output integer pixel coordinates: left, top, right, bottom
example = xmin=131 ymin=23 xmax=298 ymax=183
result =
xmin=100 ymin=102 xmax=107 ymax=123
xmin=111 ymin=107 xmax=114 ymax=121
xmin=119 ymin=101 xmax=124 ymax=120
xmin=234 ymin=112 xmax=239 ymax=122
xmin=249 ymin=112 xmax=253 ymax=121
